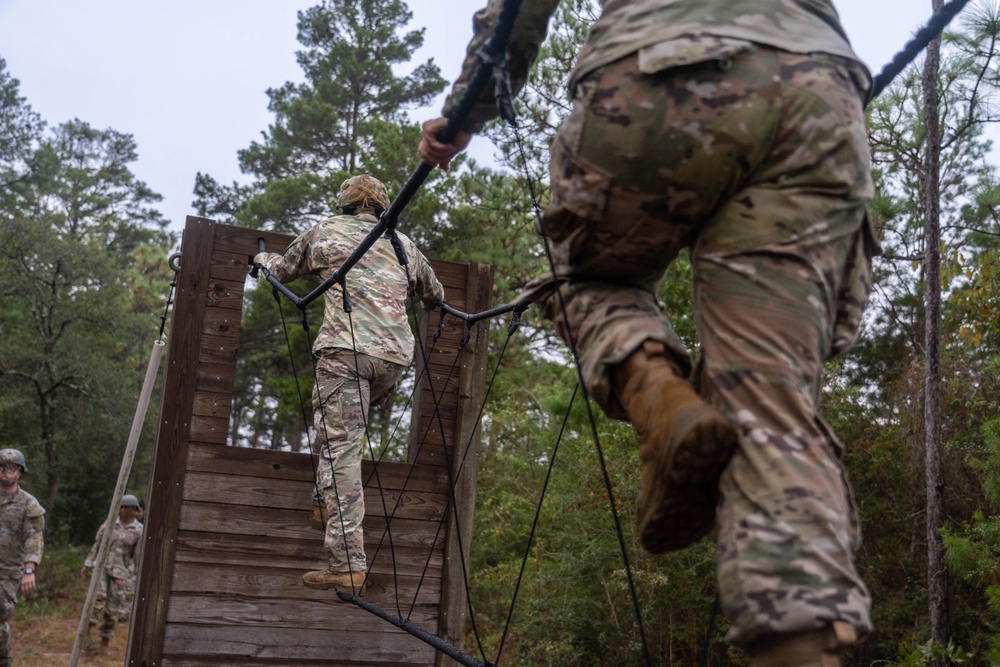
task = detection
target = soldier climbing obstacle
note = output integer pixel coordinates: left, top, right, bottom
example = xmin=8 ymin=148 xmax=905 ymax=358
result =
xmin=420 ymin=0 xmax=880 ymax=665
xmin=254 ymin=174 xmax=445 ymax=595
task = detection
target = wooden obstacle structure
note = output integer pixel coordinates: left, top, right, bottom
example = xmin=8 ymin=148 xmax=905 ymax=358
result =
xmin=126 ymin=217 xmax=493 ymax=666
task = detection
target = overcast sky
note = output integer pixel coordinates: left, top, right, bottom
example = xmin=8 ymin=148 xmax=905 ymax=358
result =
xmin=0 ymin=0 xmax=946 ymax=237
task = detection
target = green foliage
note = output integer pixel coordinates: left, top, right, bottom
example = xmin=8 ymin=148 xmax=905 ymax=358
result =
xmin=942 ymin=414 xmax=1000 ymax=663
xmin=878 ymin=638 xmax=973 ymax=666
xmin=0 ymin=58 xmax=174 ymax=544
xmin=194 ymin=0 xmax=447 ymax=231
xmin=468 ymin=373 xmax=729 ymax=665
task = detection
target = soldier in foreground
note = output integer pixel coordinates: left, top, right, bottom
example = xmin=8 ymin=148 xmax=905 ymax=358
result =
xmin=419 ymin=1 xmax=878 ymax=665
xmin=255 ymin=174 xmax=444 ymax=595
xmin=0 ymin=448 xmax=45 ymax=667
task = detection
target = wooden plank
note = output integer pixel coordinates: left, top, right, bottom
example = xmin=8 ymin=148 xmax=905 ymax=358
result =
xmin=203 ymin=305 xmax=241 ymax=339
xmin=170 ymin=561 xmax=442 ymax=607
xmin=162 ymin=658 xmax=430 ymax=667
xmin=127 ymin=216 xmax=218 ymax=666
xmin=198 ymin=333 xmax=239 ymax=366
xmin=192 ymin=392 xmax=234 ymax=420
xmin=204 ymin=277 xmax=245 ymax=311
xmin=182 ymin=471 xmax=448 ymax=521
xmin=190 ymin=415 xmax=229 ymax=445
xmin=438 ymin=261 xmax=493 ymax=667
xmin=162 ymin=659 xmax=433 ymax=667
xmin=186 ymin=443 xmax=451 ymax=493
xmin=212 ymin=226 xmax=292 ymax=258
xmin=211 ymin=249 xmax=255 ymax=284
xmin=195 ymin=361 xmax=237 ymax=394
xmin=178 ymin=502 xmax=446 ymax=552
xmin=174 ymin=532 xmax=443 ymax=577
xmin=161 ymin=624 xmax=437 ymax=665
xmin=166 ymin=594 xmax=439 ymax=632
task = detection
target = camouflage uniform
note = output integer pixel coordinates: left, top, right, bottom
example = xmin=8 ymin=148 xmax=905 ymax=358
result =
xmin=257 ymin=212 xmax=444 ymax=572
xmin=0 ymin=488 xmax=44 ymax=667
xmin=85 ymin=518 xmax=143 ymax=640
xmin=442 ymin=0 xmax=878 ymax=647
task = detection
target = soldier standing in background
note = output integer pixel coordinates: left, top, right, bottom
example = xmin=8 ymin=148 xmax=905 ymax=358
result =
xmin=0 ymin=448 xmax=45 ymax=667
xmin=255 ymin=174 xmax=445 ymax=595
xmin=81 ymin=494 xmax=143 ymax=652
xmin=419 ymin=1 xmax=879 ymax=664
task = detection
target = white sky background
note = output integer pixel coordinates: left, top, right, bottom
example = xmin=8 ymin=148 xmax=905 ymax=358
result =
xmin=0 ymin=0 xmax=944 ymax=237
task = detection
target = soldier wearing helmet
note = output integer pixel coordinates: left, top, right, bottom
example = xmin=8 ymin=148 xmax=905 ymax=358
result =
xmin=81 ymin=493 xmax=144 ymax=653
xmin=254 ymin=174 xmax=444 ymax=595
xmin=0 ymin=448 xmax=45 ymax=667
xmin=336 ymin=174 xmax=391 ymax=214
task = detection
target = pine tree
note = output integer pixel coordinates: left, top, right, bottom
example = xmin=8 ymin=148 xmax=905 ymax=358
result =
xmin=194 ymin=0 xmax=446 ymax=232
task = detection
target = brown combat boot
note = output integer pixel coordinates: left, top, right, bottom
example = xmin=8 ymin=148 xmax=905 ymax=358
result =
xmin=302 ymin=568 xmax=366 ymax=594
xmin=310 ymin=503 xmax=329 ymax=531
xmin=613 ymin=341 xmax=738 ymax=553
xmin=749 ymin=622 xmax=859 ymax=667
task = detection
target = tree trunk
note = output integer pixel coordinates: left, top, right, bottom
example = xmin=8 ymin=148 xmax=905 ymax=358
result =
xmin=922 ymin=0 xmax=948 ymax=660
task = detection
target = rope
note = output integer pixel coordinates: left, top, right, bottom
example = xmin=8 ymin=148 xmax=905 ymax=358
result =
xmin=502 ymin=87 xmax=656 ymax=667
xmin=493 ymin=383 xmax=577 ymax=664
xmin=868 ymin=0 xmax=974 ymax=103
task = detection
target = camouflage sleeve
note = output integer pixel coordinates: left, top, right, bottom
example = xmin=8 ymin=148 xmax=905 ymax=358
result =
xmin=441 ymin=0 xmax=561 ymax=132
xmin=255 ymin=227 xmax=317 ymax=283
xmin=22 ymin=499 xmax=44 ymax=565
xmin=84 ymin=524 xmax=104 ymax=568
xmin=409 ymin=242 xmax=445 ymax=310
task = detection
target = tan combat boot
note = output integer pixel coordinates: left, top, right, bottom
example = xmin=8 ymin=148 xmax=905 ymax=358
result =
xmin=749 ymin=622 xmax=859 ymax=667
xmin=613 ymin=340 xmax=739 ymax=553
xmin=310 ymin=503 xmax=329 ymax=531
xmin=302 ymin=568 xmax=366 ymax=594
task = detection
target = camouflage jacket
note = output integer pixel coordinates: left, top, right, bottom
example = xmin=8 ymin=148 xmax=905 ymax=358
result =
xmin=85 ymin=518 xmax=143 ymax=581
xmin=0 ymin=488 xmax=45 ymax=581
xmin=257 ymin=213 xmax=445 ymax=366
xmin=443 ymin=0 xmax=869 ymax=132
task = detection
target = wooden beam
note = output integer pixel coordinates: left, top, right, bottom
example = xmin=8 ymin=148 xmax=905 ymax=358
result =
xmin=128 ymin=216 xmax=219 ymax=665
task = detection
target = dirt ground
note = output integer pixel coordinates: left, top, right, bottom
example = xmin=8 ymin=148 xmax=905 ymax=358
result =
xmin=10 ymin=600 xmax=129 ymax=667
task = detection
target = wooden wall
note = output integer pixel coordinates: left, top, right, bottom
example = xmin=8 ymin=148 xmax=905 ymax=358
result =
xmin=126 ymin=217 xmax=493 ymax=667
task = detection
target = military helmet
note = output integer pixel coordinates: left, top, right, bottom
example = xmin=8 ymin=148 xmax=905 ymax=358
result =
xmin=120 ymin=494 xmax=141 ymax=509
xmin=0 ymin=448 xmax=27 ymax=474
xmin=336 ymin=174 xmax=390 ymax=212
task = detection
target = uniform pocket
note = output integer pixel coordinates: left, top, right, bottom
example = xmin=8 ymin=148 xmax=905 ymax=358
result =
xmin=637 ymin=36 xmax=756 ymax=75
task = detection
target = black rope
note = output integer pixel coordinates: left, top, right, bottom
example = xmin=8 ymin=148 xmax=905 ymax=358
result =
xmin=158 ymin=253 xmax=181 ymax=341
xmin=697 ymin=593 xmax=721 ymax=667
xmin=338 ymin=593 xmax=496 ymax=667
xmin=504 ymin=101 xmax=656 ymax=667
xmin=494 ymin=383 xmax=577 ymax=664
xmin=868 ymin=0 xmax=974 ymax=103
xmin=398 ymin=269 xmax=493 ymax=663
xmin=253 ymin=0 xmax=525 ymax=312
xmin=272 ymin=286 xmax=316 ymax=458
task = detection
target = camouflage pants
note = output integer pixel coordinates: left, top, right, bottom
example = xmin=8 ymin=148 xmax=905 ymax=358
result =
xmin=0 ymin=584 xmax=17 ymax=667
xmin=90 ymin=572 xmax=128 ymax=639
xmin=313 ymin=349 xmax=406 ymax=572
xmin=119 ymin=574 xmax=136 ymax=622
xmin=525 ymin=45 xmax=877 ymax=645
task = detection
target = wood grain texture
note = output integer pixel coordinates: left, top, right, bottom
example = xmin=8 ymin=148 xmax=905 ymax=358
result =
xmin=128 ymin=221 xmax=489 ymax=667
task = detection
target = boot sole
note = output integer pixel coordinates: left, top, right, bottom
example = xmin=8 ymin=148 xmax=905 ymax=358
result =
xmin=637 ymin=403 xmax=738 ymax=554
